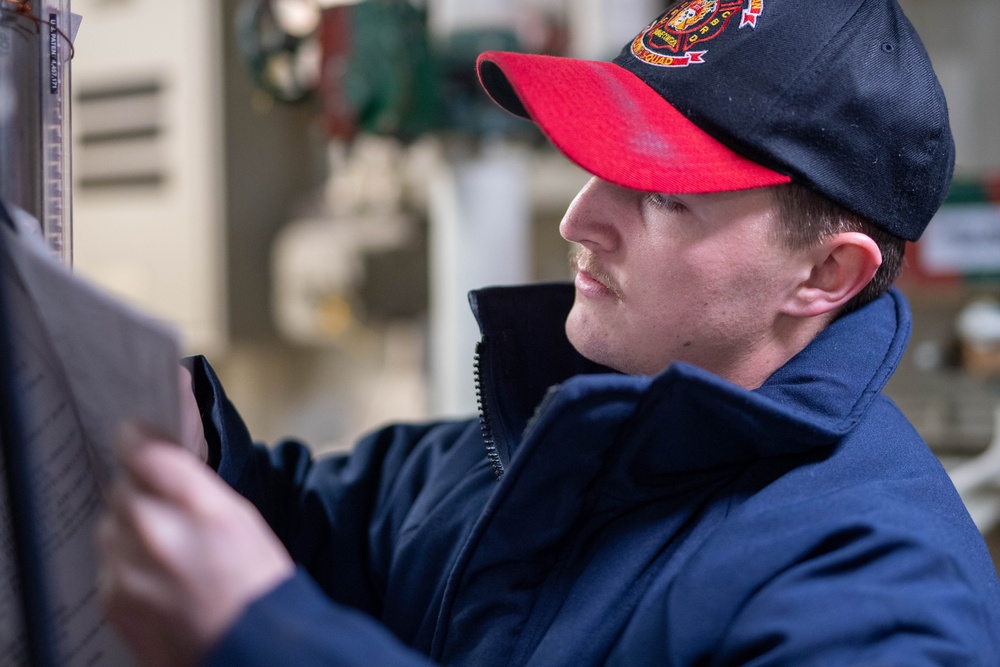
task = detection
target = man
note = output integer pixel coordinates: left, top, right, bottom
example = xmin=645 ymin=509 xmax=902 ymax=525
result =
xmin=98 ymin=1 xmax=1000 ymax=665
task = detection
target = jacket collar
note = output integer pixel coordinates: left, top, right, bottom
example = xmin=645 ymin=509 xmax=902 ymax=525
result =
xmin=471 ymin=282 xmax=911 ymax=474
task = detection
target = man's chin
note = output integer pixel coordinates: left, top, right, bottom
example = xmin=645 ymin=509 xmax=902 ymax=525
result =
xmin=565 ymin=307 xmax=625 ymax=373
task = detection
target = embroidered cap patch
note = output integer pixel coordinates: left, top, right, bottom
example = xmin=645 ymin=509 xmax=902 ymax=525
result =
xmin=631 ymin=0 xmax=764 ymax=67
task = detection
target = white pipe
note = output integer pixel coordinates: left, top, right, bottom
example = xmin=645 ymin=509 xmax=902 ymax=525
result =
xmin=949 ymin=404 xmax=1000 ymax=533
xmin=428 ymin=140 xmax=530 ymax=417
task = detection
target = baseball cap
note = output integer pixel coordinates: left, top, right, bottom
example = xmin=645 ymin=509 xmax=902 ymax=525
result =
xmin=477 ymin=0 xmax=954 ymax=241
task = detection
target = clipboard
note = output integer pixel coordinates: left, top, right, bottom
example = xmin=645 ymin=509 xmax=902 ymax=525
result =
xmin=0 ymin=199 xmax=182 ymax=666
xmin=0 ymin=197 xmax=58 ymax=667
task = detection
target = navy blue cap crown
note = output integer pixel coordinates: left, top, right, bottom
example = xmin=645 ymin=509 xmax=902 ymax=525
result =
xmin=613 ymin=0 xmax=953 ymax=241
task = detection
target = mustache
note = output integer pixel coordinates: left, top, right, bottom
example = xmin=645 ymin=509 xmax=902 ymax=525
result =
xmin=569 ymin=247 xmax=624 ymax=300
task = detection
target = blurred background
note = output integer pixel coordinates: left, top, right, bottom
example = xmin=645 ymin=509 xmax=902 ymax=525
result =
xmin=43 ymin=0 xmax=1000 ymax=560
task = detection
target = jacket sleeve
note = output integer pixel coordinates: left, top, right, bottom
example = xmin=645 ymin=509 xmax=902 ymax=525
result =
xmin=202 ymin=569 xmax=437 ymax=667
xmin=624 ymin=490 xmax=1000 ymax=667
xmin=713 ymin=521 xmax=995 ymax=665
xmin=183 ymin=355 xmax=479 ymax=666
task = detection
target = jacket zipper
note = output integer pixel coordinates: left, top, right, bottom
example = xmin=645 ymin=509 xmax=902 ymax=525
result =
xmin=474 ymin=341 xmax=505 ymax=480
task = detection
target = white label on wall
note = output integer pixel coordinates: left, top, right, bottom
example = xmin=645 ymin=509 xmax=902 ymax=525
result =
xmin=920 ymin=204 xmax=1000 ymax=274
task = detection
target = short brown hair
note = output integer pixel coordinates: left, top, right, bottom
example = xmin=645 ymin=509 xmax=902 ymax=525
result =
xmin=771 ymin=183 xmax=906 ymax=315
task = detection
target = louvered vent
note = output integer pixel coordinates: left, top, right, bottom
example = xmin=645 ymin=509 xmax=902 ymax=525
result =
xmin=75 ymin=79 xmax=166 ymax=190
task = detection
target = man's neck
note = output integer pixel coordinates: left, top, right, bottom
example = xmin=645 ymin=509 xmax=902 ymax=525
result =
xmin=712 ymin=313 xmax=835 ymax=390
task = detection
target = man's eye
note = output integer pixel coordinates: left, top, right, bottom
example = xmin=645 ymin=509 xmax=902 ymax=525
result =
xmin=645 ymin=193 xmax=686 ymax=213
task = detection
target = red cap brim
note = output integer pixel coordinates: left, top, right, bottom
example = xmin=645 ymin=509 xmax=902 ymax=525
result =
xmin=477 ymin=51 xmax=790 ymax=193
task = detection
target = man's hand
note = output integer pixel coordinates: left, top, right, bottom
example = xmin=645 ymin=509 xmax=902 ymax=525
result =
xmin=97 ymin=428 xmax=295 ymax=667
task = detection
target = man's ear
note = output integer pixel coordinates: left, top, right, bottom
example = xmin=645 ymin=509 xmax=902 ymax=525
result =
xmin=784 ymin=232 xmax=882 ymax=318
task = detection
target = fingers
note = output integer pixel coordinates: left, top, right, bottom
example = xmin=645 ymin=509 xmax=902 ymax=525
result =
xmin=96 ymin=513 xmax=165 ymax=618
xmin=114 ymin=424 xmax=214 ymax=505
xmin=104 ymin=428 xmax=227 ymax=569
xmin=102 ymin=476 xmax=187 ymax=563
xmin=96 ymin=498 xmax=185 ymax=667
xmin=96 ymin=431 xmax=295 ymax=667
xmin=96 ymin=459 xmax=220 ymax=667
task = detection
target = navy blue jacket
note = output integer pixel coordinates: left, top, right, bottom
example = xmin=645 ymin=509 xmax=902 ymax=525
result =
xmin=192 ymin=283 xmax=1000 ymax=666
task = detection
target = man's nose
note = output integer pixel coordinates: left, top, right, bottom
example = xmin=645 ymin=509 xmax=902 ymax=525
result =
xmin=558 ymin=177 xmax=622 ymax=253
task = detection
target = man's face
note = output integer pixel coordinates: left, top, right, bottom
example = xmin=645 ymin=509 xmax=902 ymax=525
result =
xmin=560 ymin=178 xmax=809 ymax=387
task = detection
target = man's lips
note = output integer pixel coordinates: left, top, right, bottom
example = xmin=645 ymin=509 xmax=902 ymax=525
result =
xmin=576 ymin=269 xmax=614 ymax=298
xmin=570 ymin=248 xmax=624 ymax=300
